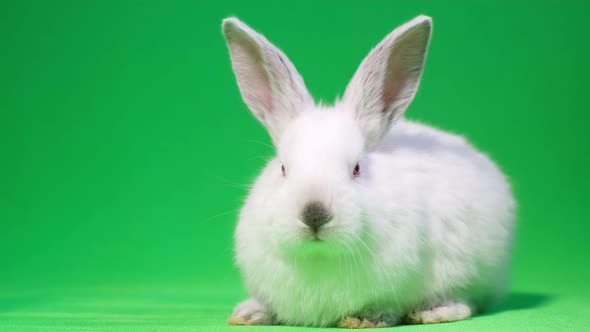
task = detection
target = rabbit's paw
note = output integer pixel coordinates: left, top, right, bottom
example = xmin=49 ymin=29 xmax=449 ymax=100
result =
xmin=336 ymin=316 xmax=390 ymax=329
xmin=227 ymin=298 xmax=273 ymax=326
xmin=406 ymin=301 xmax=471 ymax=324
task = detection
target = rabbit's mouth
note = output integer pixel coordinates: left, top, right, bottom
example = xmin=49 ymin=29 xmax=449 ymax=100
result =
xmin=284 ymin=240 xmax=342 ymax=259
xmin=303 ymin=225 xmax=332 ymax=243
xmin=281 ymin=227 xmax=351 ymax=260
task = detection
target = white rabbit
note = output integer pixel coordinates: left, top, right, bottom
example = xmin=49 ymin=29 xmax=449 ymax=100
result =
xmin=222 ymin=15 xmax=515 ymax=328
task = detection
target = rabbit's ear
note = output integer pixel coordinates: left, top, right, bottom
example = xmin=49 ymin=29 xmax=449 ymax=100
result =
xmin=222 ymin=17 xmax=313 ymax=144
xmin=343 ymin=15 xmax=432 ymax=149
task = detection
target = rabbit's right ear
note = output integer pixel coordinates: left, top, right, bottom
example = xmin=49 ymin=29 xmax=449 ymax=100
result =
xmin=222 ymin=17 xmax=313 ymax=145
xmin=342 ymin=15 xmax=432 ymax=150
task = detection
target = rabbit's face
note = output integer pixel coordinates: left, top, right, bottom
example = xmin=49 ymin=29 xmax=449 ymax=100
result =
xmin=262 ymin=109 xmax=366 ymax=257
xmin=224 ymin=15 xmax=431 ymax=258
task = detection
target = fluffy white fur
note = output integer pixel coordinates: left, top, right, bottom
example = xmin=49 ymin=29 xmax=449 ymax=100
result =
xmin=222 ymin=15 xmax=515 ymax=328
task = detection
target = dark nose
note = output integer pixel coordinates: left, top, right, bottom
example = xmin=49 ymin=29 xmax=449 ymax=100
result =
xmin=301 ymin=201 xmax=332 ymax=233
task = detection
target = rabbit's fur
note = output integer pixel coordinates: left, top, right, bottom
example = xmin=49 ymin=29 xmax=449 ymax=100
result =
xmin=222 ymin=15 xmax=515 ymax=328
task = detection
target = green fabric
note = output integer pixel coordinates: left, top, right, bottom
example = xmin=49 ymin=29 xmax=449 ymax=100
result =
xmin=2 ymin=0 xmax=589 ymax=331
xmin=1 ymin=286 xmax=589 ymax=331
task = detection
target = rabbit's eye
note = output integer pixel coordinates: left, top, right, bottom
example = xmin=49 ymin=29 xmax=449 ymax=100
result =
xmin=281 ymin=164 xmax=286 ymax=177
xmin=353 ymin=163 xmax=360 ymax=177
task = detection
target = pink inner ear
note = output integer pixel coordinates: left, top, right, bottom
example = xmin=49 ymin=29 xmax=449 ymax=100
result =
xmin=381 ymin=26 xmax=429 ymax=114
xmin=231 ymin=34 xmax=273 ymax=115
xmin=382 ymin=49 xmax=407 ymax=111
xmin=250 ymin=65 xmax=273 ymax=113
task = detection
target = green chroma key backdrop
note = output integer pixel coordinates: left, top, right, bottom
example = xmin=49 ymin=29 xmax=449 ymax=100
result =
xmin=1 ymin=1 xmax=589 ymax=331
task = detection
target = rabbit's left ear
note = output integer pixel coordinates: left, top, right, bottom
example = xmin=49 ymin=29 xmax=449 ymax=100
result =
xmin=343 ymin=15 xmax=432 ymax=149
xmin=222 ymin=17 xmax=313 ymax=145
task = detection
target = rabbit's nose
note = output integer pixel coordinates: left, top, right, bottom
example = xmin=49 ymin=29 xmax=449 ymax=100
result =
xmin=300 ymin=201 xmax=333 ymax=233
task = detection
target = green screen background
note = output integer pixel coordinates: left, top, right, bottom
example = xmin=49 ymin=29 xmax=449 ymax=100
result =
xmin=2 ymin=1 xmax=589 ymax=331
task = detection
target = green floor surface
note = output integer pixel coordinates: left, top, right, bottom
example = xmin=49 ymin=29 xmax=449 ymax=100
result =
xmin=1 ymin=284 xmax=588 ymax=331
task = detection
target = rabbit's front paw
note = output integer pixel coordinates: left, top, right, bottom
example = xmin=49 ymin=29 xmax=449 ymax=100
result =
xmin=406 ymin=301 xmax=471 ymax=324
xmin=227 ymin=298 xmax=273 ymax=326
xmin=336 ymin=316 xmax=390 ymax=329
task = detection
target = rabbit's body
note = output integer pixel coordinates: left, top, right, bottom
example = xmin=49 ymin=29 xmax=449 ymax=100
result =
xmin=222 ymin=15 xmax=515 ymax=328
xmin=235 ymin=117 xmax=514 ymax=326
